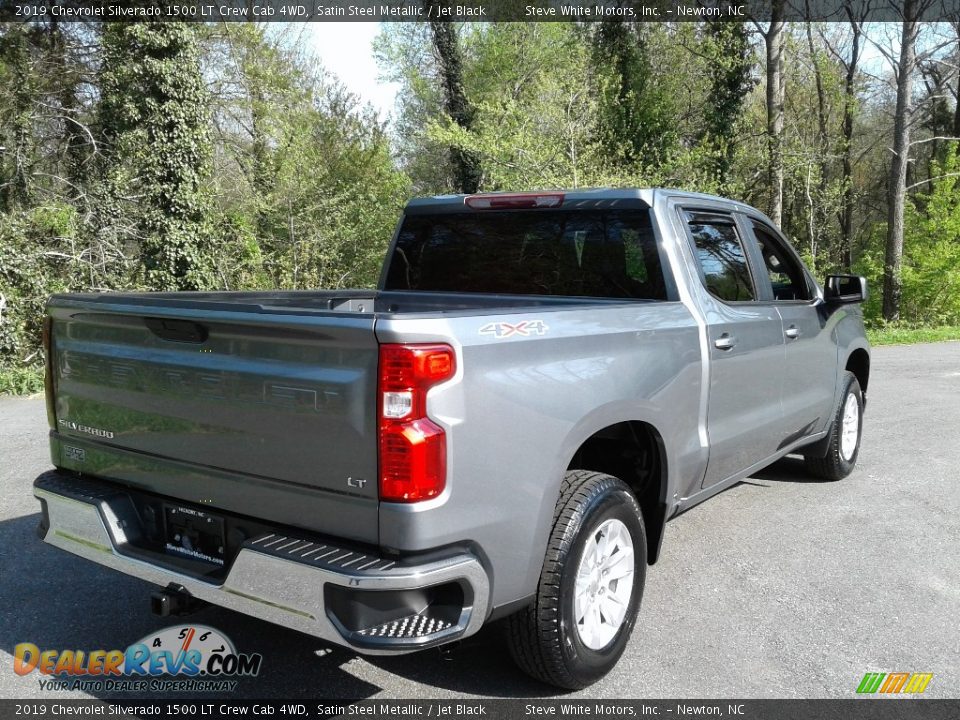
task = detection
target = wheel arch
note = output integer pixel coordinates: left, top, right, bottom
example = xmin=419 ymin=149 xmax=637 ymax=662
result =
xmin=566 ymin=419 xmax=670 ymax=565
xmin=846 ymin=346 xmax=870 ymax=396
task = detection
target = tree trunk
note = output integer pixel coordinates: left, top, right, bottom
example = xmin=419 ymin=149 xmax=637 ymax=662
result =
xmin=804 ymin=20 xmax=829 ymax=160
xmin=242 ymin=9 xmax=274 ymax=278
xmin=764 ymin=1 xmax=786 ymax=227
xmin=429 ymin=11 xmax=481 ymax=194
xmin=840 ymin=13 xmax=862 ymax=271
xmin=2 ymin=27 xmax=33 ymax=211
xmin=883 ymin=5 xmax=920 ymax=322
xmin=953 ymin=23 xmax=960 ymax=151
xmin=703 ymin=21 xmax=753 ymax=189
xmin=805 ymin=14 xmax=831 ymax=270
xmin=48 ymin=18 xmax=84 ymax=191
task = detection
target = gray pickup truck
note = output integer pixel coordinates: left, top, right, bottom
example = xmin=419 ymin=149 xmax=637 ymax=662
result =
xmin=33 ymin=189 xmax=870 ymax=689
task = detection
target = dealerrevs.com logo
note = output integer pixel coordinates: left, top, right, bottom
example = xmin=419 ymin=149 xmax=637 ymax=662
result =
xmin=14 ymin=625 xmax=262 ymax=693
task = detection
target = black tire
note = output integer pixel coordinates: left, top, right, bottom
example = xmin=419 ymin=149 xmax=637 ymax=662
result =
xmin=506 ymin=470 xmax=646 ymax=690
xmin=804 ymin=371 xmax=863 ymax=481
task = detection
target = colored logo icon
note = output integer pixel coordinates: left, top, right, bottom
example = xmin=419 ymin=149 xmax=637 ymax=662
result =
xmin=856 ymin=672 xmax=933 ymax=694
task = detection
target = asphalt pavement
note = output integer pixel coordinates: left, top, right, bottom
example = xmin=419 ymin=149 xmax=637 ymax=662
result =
xmin=0 ymin=342 xmax=957 ymax=700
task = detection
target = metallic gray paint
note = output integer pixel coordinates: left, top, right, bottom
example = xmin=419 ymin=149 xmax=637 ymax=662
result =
xmin=38 ymin=187 xmax=870 ymax=641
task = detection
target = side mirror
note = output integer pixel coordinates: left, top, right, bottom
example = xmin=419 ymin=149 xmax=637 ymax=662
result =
xmin=824 ymin=274 xmax=867 ymax=304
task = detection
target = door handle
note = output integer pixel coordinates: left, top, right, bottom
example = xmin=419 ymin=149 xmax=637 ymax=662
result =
xmin=785 ymin=326 xmax=801 ymax=339
xmin=714 ymin=334 xmax=736 ymax=351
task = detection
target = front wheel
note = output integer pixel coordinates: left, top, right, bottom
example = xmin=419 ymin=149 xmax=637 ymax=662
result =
xmin=804 ymin=371 xmax=863 ymax=481
xmin=506 ymin=470 xmax=646 ymax=689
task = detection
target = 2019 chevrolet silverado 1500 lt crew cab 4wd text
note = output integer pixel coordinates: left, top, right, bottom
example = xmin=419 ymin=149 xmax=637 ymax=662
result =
xmin=33 ymin=189 xmax=870 ymax=689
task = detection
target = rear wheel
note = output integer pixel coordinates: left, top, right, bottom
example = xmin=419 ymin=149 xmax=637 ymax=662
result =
xmin=506 ymin=470 xmax=646 ymax=689
xmin=804 ymin=371 xmax=863 ymax=481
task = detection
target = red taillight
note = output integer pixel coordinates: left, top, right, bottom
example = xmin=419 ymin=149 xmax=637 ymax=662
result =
xmin=464 ymin=193 xmax=564 ymax=210
xmin=378 ymin=344 xmax=455 ymax=503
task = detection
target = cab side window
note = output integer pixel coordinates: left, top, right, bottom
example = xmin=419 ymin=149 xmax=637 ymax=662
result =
xmin=686 ymin=213 xmax=755 ymax=302
xmin=751 ymin=223 xmax=811 ymax=301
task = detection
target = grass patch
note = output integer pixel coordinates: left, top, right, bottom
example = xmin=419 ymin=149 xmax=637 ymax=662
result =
xmin=0 ymin=367 xmax=44 ymax=396
xmin=867 ymin=325 xmax=960 ymax=346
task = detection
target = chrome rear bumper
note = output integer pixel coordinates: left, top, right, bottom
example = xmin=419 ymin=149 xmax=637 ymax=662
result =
xmin=33 ymin=471 xmax=489 ymax=654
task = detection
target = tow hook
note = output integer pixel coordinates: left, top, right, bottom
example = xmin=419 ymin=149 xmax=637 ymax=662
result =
xmin=150 ymin=584 xmax=208 ymax=617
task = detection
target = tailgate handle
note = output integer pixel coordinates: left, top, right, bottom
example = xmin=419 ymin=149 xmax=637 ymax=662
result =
xmin=145 ymin=318 xmax=208 ymax=344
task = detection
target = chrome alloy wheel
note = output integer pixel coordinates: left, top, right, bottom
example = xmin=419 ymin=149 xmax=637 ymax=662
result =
xmin=840 ymin=391 xmax=860 ymax=461
xmin=573 ymin=518 xmax=635 ymax=650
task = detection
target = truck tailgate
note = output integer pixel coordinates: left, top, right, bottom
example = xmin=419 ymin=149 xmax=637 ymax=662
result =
xmin=47 ymin=296 xmax=380 ymax=544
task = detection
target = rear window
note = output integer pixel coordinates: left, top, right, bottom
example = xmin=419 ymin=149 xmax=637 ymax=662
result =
xmin=383 ymin=210 xmax=667 ymax=300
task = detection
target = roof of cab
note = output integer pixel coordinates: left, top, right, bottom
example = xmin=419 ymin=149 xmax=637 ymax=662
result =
xmin=403 ymin=187 xmax=758 ymax=216
xmin=404 ymin=187 xmax=652 ymax=214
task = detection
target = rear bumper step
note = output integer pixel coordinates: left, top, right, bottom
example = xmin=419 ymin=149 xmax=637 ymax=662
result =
xmin=33 ymin=471 xmax=489 ymax=654
xmin=358 ymin=613 xmax=454 ymax=639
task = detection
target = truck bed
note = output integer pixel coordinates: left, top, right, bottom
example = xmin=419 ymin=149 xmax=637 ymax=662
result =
xmin=46 ymin=289 xmax=638 ymax=550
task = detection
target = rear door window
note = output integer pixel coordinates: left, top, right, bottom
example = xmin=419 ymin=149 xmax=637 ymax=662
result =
xmin=384 ymin=210 xmax=667 ymax=300
xmin=685 ymin=213 xmax=756 ymax=302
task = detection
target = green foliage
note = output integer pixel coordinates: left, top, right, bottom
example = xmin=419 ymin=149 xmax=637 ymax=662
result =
xmin=898 ymin=149 xmax=960 ymax=324
xmin=856 ymin=147 xmax=960 ymax=326
xmin=429 ymin=24 xmax=606 ymax=189
xmin=0 ymin=21 xmax=407 ymax=375
xmin=429 ymin=19 xmax=481 ymax=193
xmin=374 ymin=23 xmax=450 ymax=193
xmin=0 ymin=367 xmax=43 ymax=396
xmin=701 ymin=22 xmax=755 ymax=188
xmin=0 ymin=207 xmax=78 ymax=365
xmin=270 ymin=102 xmax=410 ymax=289
xmin=0 ymin=25 xmax=40 ymax=211
xmin=99 ymin=23 xmax=216 ymax=291
xmin=383 ymin=22 xmax=758 ymax=198
xmin=206 ymin=25 xmax=409 ymax=290
xmin=4 ymin=18 xmax=960 ymax=381
xmin=593 ymin=24 xmax=678 ymax=169
xmin=867 ymin=324 xmax=960 ymax=346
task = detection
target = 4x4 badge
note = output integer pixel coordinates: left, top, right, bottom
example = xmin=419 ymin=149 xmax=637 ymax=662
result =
xmin=479 ymin=320 xmax=549 ymax=339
